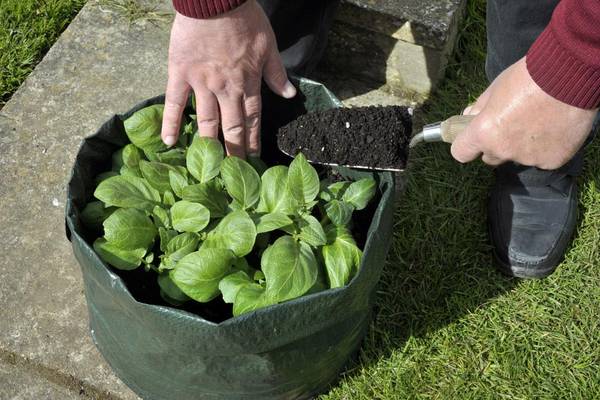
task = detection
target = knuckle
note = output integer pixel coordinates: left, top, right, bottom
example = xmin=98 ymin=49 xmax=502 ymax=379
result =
xmin=223 ymin=124 xmax=245 ymax=139
xmin=197 ymin=117 xmax=219 ymax=129
xmin=245 ymin=113 xmax=261 ymax=129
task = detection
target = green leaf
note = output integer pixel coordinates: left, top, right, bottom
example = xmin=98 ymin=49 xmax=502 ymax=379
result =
xmin=93 ymin=238 xmax=146 ymax=270
xmin=247 ymin=155 xmax=268 ymax=175
xmin=341 ymin=178 xmax=377 ymax=210
xmin=103 ymin=208 xmax=157 ymax=249
xmin=220 ymin=156 xmax=261 ymax=209
xmin=261 ymin=236 xmax=318 ymax=302
xmin=253 ymin=212 xmax=293 ymax=234
xmin=152 ymin=206 xmax=171 ymax=229
xmin=163 ymin=190 xmax=176 ymax=207
xmin=111 ymin=148 xmax=124 ymax=171
xmin=144 ymin=252 xmax=154 ymax=264
xmin=158 ymin=227 xmax=178 ymax=253
xmin=95 ymin=171 xmax=119 ymax=186
xmin=325 ymin=200 xmax=355 ymax=226
xmin=322 ymin=225 xmax=362 ymax=288
xmin=156 ymin=148 xmax=186 ymax=166
xmin=233 ymin=284 xmax=272 ymax=316
xmin=202 ymin=210 xmax=256 ymax=257
xmin=80 ymin=201 xmax=116 ymax=232
xmin=169 ymin=170 xmax=189 ymax=198
xmin=256 ymin=166 xmax=296 ymax=214
xmin=219 ymin=271 xmax=253 ymax=303
xmin=170 ymin=248 xmax=235 ymax=302
xmin=297 ymin=214 xmax=327 ymax=247
xmin=165 ymin=231 xmax=200 ymax=267
xmin=158 ymin=273 xmax=190 ymax=303
xmin=120 ymin=165 xmax=142 ymax=178
xmin=287 ymin=153 xmax=319 ymax=205
xmin=232 ymin=256 xmax=254 ymax=276
xmin=94 ymin=175 xmax=161 ymax=212
xmin=186 ymin=136 xmax=224 ymax=183
xmin=122 ymin=144 xmax=144 ymax=168
xmin=123 ymin=104 xmax=167 ymax=153
xmin=182 ymin=181 xmax=228 ymax=218
xmin=139 ymin=160 xmax=184 ymax=193
xmin=254 ymin=270 xmax=265 ymax=282
xmin=319 ymin=181 xmax=351 ymax=202
xmin=171 ymin=200 xmax=210 ymax=233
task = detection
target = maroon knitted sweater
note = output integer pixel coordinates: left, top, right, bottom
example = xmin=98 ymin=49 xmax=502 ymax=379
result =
xmin=173 ymin=0 xmax=600 ymax=109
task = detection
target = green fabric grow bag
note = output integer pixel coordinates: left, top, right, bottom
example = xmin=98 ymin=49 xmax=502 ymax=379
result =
xmin=65 ymin=78 xmax=395 ymax=400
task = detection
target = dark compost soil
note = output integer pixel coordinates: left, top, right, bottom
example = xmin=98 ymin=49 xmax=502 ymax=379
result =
xmin=277 ymin=106 xmax=412 ymax=170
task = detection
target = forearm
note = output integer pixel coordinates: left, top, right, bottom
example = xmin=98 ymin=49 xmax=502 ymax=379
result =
xmin=526 ymin=0 xmax=600 ymax=109
xmin=172 ymin=0 xmax=247 ymax=19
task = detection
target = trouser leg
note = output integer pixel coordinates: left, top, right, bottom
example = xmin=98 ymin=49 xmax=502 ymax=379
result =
xmin=257 ymin=0 xmax=340 ymax=76
xmin=485 ymin=0 xmax=560 ymax=82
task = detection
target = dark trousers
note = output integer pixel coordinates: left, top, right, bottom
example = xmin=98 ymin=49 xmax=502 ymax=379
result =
xmin=257 ymin=0 xmax=339 ymax=75
xmin=486 ymin=0 xmax=560 ymax=81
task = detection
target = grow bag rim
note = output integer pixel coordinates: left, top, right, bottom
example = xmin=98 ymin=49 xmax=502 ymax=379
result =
xmin=65 ymin=86 xmax=394 ymax=328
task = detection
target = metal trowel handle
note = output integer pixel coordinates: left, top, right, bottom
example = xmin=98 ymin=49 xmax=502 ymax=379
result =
xmin=409 ymin=114 xmax=475 ymax=148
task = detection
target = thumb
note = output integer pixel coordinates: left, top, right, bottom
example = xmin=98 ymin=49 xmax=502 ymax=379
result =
xmin=450 ymin=118 xmax=483 ymax=163
xmin=463 ymin=82 xmax=494 ymax=115
xmin=263 ymin=47 xmax=296 ymax=99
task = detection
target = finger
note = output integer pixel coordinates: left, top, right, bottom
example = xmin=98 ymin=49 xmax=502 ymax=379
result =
xmin=450 ymin=125 xmax=482 ymax=163
xmin=263 ymin=47 xmax=296 ymax=99
xmin=162 ymin=76 xmax=191 ymax=147
xmin=244 ymin=83 xmax=262 ymax=157
xmin=481 ymin=153 xmax=505 ymax=166
xmin=463 ymin=85 xmax=493 ymax=115
xmin=217 ymin=94 xmax=246 ymax=158
xmin=194 ymin=87 xmax=220 ymax=139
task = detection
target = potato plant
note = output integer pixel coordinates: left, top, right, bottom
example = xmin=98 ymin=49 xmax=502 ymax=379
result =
xmin=81 ymin=104 xmax=377 ymax=316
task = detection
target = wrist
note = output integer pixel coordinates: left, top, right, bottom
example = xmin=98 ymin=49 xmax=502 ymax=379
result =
xmin=172 ymin=0 xmax=248 ymax=19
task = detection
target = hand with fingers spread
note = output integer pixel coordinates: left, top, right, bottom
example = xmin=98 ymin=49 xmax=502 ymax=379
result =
xmin=161 ymin=0 xmax=296 ymax=158
xmin=450 ymin=57 xmax=598 ymax=170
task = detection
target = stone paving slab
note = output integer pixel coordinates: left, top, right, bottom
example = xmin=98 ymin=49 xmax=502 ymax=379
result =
xmin=0 ymin=1 xmax=410 ymax=398
xmin=328 ymin=0 xmax=466 ymax=100
xmin=0 ymin=361 xmax=82 ymax=400
xmin=0 ymin=1 xmax=174 ymax=398
xmin=340 ymin=0 xmax=464 ymax=50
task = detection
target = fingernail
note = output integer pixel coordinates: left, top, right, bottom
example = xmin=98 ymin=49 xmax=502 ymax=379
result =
xmin=282 ymin=81 xmax=297 ymax=99
xmin=248 ymin=153 xmax=260 ymax=158
xmin=163 ymin=136 xmax=177 ymax=147
xmin=462 ymin=106 xmax=472 ymax=115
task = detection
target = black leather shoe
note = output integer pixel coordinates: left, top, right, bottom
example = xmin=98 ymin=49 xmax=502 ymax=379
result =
xmin=488 ymin=157 xmax=582 ymax=279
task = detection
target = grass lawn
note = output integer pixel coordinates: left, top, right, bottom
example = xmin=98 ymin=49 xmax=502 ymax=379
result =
xmin=321 ymin=1 xmax=600 ymax=399
xmin=1 ymin=0 xmax=597 ymax=398
xmin=0 ymin=0 xmax=86 ymax=107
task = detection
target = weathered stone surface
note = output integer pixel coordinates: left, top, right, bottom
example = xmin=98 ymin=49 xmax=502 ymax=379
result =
xmin=0 ymin=1 xmax=174 ymax=398
xmin=339 ymin=0 xmax=465 ymax=50
xmin=0 ymin=361 xmax=81 ymax=400
xmin=323 ymin=21 xmax=446 ymax=102
xmin=327 ymin=0 xmax=466 ymax=100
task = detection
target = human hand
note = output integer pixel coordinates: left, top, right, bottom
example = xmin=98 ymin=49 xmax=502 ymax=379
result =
xmin=451 ymin=57 xmax=597 ymax=170
xmin=161 ymin=0 xmax=296 ymax=158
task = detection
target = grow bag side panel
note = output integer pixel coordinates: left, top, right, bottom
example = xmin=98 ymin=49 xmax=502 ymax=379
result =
xmin=66 ymin=78 xmax=396 ymax=400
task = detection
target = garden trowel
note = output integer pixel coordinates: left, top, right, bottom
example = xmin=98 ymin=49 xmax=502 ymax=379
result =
xmin=277 ymin=106 xmax=475 ymax=172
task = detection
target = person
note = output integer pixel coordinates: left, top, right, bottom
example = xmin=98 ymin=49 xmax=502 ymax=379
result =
xmin=161 ymin=0 xmax=600 ymax=279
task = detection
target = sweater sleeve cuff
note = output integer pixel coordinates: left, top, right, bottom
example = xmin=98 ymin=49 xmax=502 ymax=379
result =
xmin=173 ymin=0 xmax=247 ymax=19
xmin=526 ymin=27 xmax=600 ymax=110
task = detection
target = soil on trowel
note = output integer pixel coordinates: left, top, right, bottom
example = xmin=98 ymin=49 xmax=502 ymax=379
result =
xmin=277 ymin=106 xmax=412 ymax=170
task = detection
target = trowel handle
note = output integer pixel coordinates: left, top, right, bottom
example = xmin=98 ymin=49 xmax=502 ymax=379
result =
xmin=440 ymin=114 xmax=476 ymax=143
